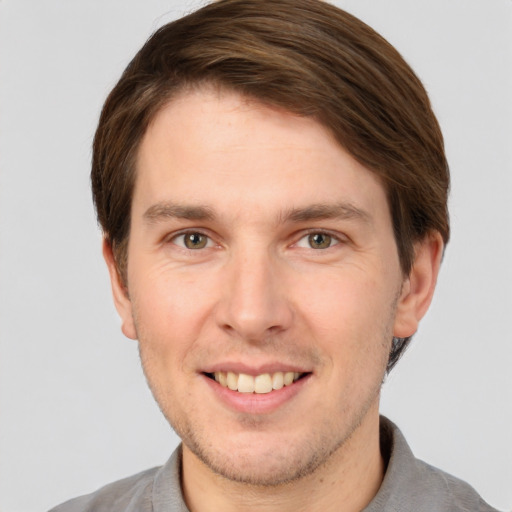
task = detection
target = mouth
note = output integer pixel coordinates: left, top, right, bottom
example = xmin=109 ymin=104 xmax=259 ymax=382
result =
xmin=204 ymin=371 xmax=308 ymax=394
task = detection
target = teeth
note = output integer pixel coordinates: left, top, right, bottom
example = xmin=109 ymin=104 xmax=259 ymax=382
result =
xmin=238 ymin=373 xmax=255 ymax=393
xmin=254 ymin=374 xmax=272 ymax=394
xmin=272 ymin=372 xmax=284 ymax=390
xmin=212 ymin=371 xmax=303 ymax=393
xmin=227 ymin=371 xmax=238 ymax=391
xmin=218 ymin=371 xmax=228 ymax=387
xmin=283 ymin=371 xmax=294 ymax=386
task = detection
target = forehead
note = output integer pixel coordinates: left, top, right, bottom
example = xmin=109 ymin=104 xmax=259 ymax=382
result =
xmin=134 ymin=88 xmax=390 ymax=226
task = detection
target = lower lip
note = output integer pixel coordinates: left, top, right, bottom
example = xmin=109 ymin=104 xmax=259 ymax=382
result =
xmin=202 ymin=374 xmax=311 ymax=415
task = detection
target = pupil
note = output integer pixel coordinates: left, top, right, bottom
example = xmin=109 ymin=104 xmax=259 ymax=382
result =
xmin=309 ymin=233 xmax=331 ymax=249
xmin=185 ymin=233 xmax=206 ymax=249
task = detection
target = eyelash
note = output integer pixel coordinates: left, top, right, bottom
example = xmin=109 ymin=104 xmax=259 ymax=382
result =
xmin=167 ymin=229 xmax=345 ymax=251
xmin=294 ymin=230 xmax=343 ymax=250
xmin=169 ymin=231 xmax=215 ymax=250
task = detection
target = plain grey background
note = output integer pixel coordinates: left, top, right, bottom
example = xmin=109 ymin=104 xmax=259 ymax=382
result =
xmin=0 ymin=1 xmax=511 ymax=511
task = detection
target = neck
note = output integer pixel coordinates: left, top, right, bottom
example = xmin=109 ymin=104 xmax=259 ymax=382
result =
xmin=181 ymin=405 xmax=384 ymax=512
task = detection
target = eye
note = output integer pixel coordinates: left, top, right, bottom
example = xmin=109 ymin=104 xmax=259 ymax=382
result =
xmin=173 ymin=232 xmax=213 ymax=250
xmin=296 ymin=232 xmax=340 ymax=250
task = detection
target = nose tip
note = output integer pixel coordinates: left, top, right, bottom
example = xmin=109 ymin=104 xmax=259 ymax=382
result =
xmin=220 ymin=308 xmax=287 ymax=342
xmin=216 ymin=255 xmax=293 ymax=342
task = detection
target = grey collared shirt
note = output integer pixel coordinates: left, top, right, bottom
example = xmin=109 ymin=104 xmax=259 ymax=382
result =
xmin=50 ymin=417 xmax=500 ymax=512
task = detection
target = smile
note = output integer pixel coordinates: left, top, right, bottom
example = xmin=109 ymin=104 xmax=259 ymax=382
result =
xmin=207 ymin=371 xmax=305 ymax=394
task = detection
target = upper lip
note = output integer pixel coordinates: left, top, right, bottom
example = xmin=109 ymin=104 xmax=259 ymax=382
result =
xmin=202 ymin=362 xmax=311 ymax=376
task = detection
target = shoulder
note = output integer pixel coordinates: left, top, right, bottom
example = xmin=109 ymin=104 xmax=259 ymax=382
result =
xmin=49 ymin=446 xmax=186 ymax=512
xmin=371 ymin=417 xmax=500 ymax=512
xmin=48 ymin=466 xmax=160 ymax=512
xmin=413 ymin=458 xmax=500 ymax=512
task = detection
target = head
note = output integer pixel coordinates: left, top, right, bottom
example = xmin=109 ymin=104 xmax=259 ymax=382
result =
xmin=94 ymin=0 xmax=449 ymax=488
xmin=93 ymin=0 xmax=449 ymax=373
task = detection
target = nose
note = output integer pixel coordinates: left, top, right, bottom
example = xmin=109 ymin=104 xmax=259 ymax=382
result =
xmin=215 ymin=247 xmax=293 ymax=343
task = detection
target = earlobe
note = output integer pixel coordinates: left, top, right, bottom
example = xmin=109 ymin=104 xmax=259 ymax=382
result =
xmin=393 ymin=232 xmax=444 ymax=338
xmin=102 ymin=239 xmax=138 ymax=340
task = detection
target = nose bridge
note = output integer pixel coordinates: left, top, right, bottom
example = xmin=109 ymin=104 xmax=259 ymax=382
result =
xmin=218 ymin=241 xmax=292 ymax=341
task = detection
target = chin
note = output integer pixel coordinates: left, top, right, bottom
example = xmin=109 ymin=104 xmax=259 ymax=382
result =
xmin=194 ymin=443 xmax=326 ymax=486
xmin=178 ymin=422 xmax=349 ymax=487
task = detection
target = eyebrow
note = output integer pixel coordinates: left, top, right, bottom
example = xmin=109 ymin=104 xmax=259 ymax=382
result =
xmin=143 ymin=202 xmax=215 ymax=223
xmin=282 ymin=203 xmax=372 ymax=225
xmin=142 ymin=201 xmax=372 ymax=226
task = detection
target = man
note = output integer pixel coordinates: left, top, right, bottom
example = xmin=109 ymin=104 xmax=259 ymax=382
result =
xmin=51 ymin=0 xmax=499 ymax=510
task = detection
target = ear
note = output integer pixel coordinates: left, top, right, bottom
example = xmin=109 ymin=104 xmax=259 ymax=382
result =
xmin=102 ymin=239 xmax=137 ymax=340
xmin=393 ymin=231 xmax=444 ymax=338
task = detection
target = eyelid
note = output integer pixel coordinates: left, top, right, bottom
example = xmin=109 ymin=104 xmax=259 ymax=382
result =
xmin=166 ymin=229 xmax=216 ymax=249
xmin=162 ymin=228 xmax=347 ymax=250
xmin=293 ymin=229 xmax=346 ymax=249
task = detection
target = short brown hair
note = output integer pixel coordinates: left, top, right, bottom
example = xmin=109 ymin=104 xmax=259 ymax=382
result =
xmin=92 ymin=0 xmax=450 ymax=370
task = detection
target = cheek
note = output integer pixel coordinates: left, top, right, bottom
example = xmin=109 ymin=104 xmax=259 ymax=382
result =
xmin=133 ymin=255 xmax=218 ymax=318
xmin=130 ymin=267 xmax=218 ymax=365
xmin=296 ymin=266 xmax=396 ymax=377
xmin=299 ymin=266 xmax=392 ymax=334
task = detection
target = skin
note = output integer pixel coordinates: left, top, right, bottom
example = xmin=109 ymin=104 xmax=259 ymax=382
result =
xmin=104 ymin=88 xmax=443 ymax=512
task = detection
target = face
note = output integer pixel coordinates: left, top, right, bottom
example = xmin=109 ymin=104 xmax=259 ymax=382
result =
xmin=108 ymin=88 xmax=432 ymax=486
